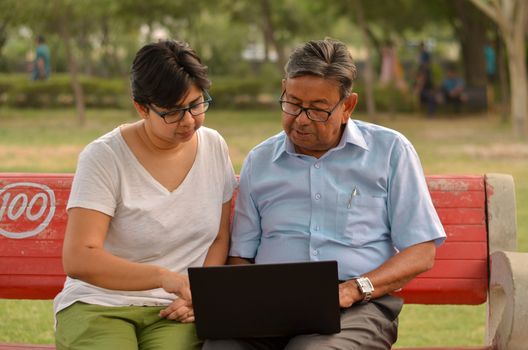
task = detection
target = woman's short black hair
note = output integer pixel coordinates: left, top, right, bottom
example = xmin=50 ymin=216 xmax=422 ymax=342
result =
xmin=130 ymin=40 xmax=211 ymax=108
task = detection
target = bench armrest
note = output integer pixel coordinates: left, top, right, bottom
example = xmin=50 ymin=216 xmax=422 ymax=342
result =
xmin=486 ymin=173 xmax=517 ymax=252
xmin=487 ymin=251 xmax=528 ymax=350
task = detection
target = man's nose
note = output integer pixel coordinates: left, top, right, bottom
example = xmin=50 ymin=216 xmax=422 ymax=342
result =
xmin=295 ymin=109 xmax=311 ymax=124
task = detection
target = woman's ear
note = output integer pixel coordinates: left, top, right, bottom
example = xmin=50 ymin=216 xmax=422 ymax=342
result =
xmin=133 ymin=100 xmax=149 ymax=119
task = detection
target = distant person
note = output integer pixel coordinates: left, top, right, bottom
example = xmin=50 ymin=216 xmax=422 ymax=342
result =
xmin=32 ymin=35 xmax=50 ymax=81
xmin=414 ymin=41 xmax=436 ymax=117
xmin=441 ymin=65 xmax=467 ymax=113
xmin=418 ymin=41 xmax=431 ymax=68
xmin=379 ymin=40 xmax=407 ymax=92
xmin=484 ymin=41 xmax=496 ymax=111
xmin=414 ymin=63 xmax=436 ymax=117
xmin=484 ymin=41 xmax=496 ymax=83
xmin=53 ymin=39 xmax=237 ymax=350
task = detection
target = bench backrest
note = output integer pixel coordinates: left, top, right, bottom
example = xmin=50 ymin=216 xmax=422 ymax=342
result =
xmin=0 ymin=173 xmax=492 ymax=303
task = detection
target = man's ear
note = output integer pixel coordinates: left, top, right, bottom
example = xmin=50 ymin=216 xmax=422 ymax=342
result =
xmin=133 ymin=100 xmax=149 ymax=119
xmin=342 ymin=93 xmax=358 ymax=122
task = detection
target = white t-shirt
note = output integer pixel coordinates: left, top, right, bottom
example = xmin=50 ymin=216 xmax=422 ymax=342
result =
xmin=53 ymin=126 xmax=237 ymax=314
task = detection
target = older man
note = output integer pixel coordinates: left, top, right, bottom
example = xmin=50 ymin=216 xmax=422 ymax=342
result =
xmin=206 ymin=38 xmax=446 ymax=350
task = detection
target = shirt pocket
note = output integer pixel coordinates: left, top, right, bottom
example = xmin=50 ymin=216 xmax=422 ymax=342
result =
xmin=336 ymin=192 xmax=388 ymax=246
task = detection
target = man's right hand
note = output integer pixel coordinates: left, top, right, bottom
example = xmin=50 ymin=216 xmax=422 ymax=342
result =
xmin=338 ymin=280 xmax=363 ymax=308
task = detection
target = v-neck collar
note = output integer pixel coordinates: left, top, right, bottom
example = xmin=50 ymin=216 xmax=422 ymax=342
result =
xmin=116 ymin=127 xmax=201 ymax=195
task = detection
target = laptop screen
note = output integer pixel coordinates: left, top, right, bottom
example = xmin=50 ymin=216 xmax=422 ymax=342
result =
xmin=189 ymin=260 xmax=341 ymax=339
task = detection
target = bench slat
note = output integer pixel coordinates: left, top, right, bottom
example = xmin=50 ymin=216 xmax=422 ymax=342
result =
xmin=0 ymin=275 xmax=65 ymax=299
xmin=418 ymin=260 xmax=487 ymax=279
xmin=443 ymin=225 xmax=487 ymax=241
xmin=435 ymin=242 xmax=487 ymax=259
xmin=0 ymin=257 xmax=63 ymax=274
xmin=395 ymin=277 xmax=487 ymax=304
xmin=426 ymin=175 xmax=484 ymax=191
xmin=430 ymin=191 xmax=485 ymax=208
xmin=0 ymin=344 xmax=55 ymax=350
xmin=435 ymin=208 xmax=485 ymax=225
xmin=0 ymin=239 xmax=63 ymax=256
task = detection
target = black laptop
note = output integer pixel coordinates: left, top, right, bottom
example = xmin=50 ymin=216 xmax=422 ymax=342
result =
xmin=188 ymin=260 xmax=341 ymax=339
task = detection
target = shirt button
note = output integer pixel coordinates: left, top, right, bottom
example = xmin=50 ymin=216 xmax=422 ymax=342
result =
xmin=315 ymin=225 xmax=320 ymax=231
xmin=312 ymin=249 xmax=319 ymax=256
xmin=315 ymin=193 xmax=321 ymax=200
xmin=314 ymin=163 xmax=321 ymax=169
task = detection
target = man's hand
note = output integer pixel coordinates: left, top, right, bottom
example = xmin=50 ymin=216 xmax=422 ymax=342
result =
xmin=338 ymin=280 xmax=361 ymax=308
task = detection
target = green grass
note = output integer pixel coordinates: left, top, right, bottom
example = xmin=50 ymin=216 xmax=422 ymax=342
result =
xmin=0 ymin=300 xmax=54 ymax=343
xmin=1 ymin=107 xmax=527 ymax=346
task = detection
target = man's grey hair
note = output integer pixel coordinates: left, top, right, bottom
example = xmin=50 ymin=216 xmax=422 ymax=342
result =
xmin=284 ymin=38 xmax=357 ymax=99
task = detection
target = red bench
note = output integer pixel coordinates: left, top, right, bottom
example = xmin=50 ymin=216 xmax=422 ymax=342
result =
xmin=1 ymin=173 xmax=526 ymax=350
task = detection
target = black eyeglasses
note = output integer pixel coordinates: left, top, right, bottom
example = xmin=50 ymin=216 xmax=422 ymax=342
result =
xmin=278 ymin=91 xmax=346 ymax=122
xmin=149 ymin=91 xmax=212 ymax=124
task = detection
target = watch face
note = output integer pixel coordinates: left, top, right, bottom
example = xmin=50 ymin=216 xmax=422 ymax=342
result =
xmin=357 ymin=278 xmax=373 ymax=293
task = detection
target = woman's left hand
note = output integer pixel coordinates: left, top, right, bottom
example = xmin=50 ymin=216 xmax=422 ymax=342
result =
xmin=159 ymin=298 xmax=195 ymax=323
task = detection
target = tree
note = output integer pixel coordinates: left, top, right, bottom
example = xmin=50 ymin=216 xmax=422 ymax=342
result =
xmin=446 ymin=0 xmax=492 ymax=88
xmin=0 ymin=0 xmax=42 ymax=71
xmin=351 ymin=0 xmax=377 ymax=118
xmin=54 ymin=0 xmax=86 ymax=126
xmin=469 ymin=0 xmax=528 ymax=138
xmin=224 ymin=0 xmax=328 ymax=75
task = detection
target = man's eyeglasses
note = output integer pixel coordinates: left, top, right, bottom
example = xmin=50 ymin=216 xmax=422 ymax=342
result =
xmin=149 ymin=91 xmax=212 ymax=124
xmin=278 ymin=91 xmax=346 ymax=122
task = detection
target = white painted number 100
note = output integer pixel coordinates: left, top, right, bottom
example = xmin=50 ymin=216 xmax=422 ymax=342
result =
xmin=0 ymin=182 xmax=56 ymax=239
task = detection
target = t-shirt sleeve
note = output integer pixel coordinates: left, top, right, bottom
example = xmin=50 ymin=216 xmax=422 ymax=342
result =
xmin=67 ymin=142 xmax=120 ymax=217
xmin=387 ymin=138 xmax=446 ymax=251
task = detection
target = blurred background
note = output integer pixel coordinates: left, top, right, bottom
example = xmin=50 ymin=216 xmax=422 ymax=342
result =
xmin=0 ymin=0 xmax=527 ymax=347
xmin=0 ymin=0 xmax=525 ymax=124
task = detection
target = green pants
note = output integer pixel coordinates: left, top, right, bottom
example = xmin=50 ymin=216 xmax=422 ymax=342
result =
xmin=55 ymin=302 xmax=202 ymax=350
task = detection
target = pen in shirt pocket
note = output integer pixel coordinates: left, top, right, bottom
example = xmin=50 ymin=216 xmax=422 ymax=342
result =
xmin=347 ymin=186 xmax=359 ymax=208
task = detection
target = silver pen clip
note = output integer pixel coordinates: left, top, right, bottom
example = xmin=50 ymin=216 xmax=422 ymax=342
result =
xmin=347 ymin=187 xmax=358 ymax=208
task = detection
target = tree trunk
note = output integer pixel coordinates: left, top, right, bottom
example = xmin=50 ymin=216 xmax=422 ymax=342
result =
xmin=352 ymin=0 xmax=376 ymax=119
xmin=259 ymin=0 xmax=286 ymax=74
xmin=497 ymin=34 xmax=510 ymax=122
xmin=469 ymin=0 xmax=527 ymax=138
xmin=57 ymin=3 xmax=86 ymax=126
xmin=506 ymin=28 xmax=527 ymax=138
xmin=0 ymin=21 xmax=8 ymax=58
xmin=449 ymin=0 xmax=488 ymax=87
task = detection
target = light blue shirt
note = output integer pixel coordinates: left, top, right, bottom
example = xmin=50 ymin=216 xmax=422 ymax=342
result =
xmin=230 ymin=119 xmax=446 ymax=281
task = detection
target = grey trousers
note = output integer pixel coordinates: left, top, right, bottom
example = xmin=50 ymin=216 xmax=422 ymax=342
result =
xmin=202 ymin=294 xmax=403 ymax=350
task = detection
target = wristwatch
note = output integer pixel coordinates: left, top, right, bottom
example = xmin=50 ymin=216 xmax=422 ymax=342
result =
xmin=354 ymin=277 xmax=374 ymax=303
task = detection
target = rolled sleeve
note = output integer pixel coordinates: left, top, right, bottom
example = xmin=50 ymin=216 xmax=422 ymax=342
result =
xmin=229 ymin=154 xmax=262 ymax=258
xmin=388 ymin=141 xmax=446 ymax=250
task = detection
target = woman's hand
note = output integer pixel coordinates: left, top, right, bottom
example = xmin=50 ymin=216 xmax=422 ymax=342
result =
xmin=160 ymin=270 xmax=192 ymax=301
xmin=159 ymin=271 xmax=195 ymax=322
xmin=159 ymin=298 xmax=194 ymax=323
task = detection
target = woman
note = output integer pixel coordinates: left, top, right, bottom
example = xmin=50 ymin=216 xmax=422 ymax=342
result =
xmin=53 ymin=40 xmax=237 ymax=349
